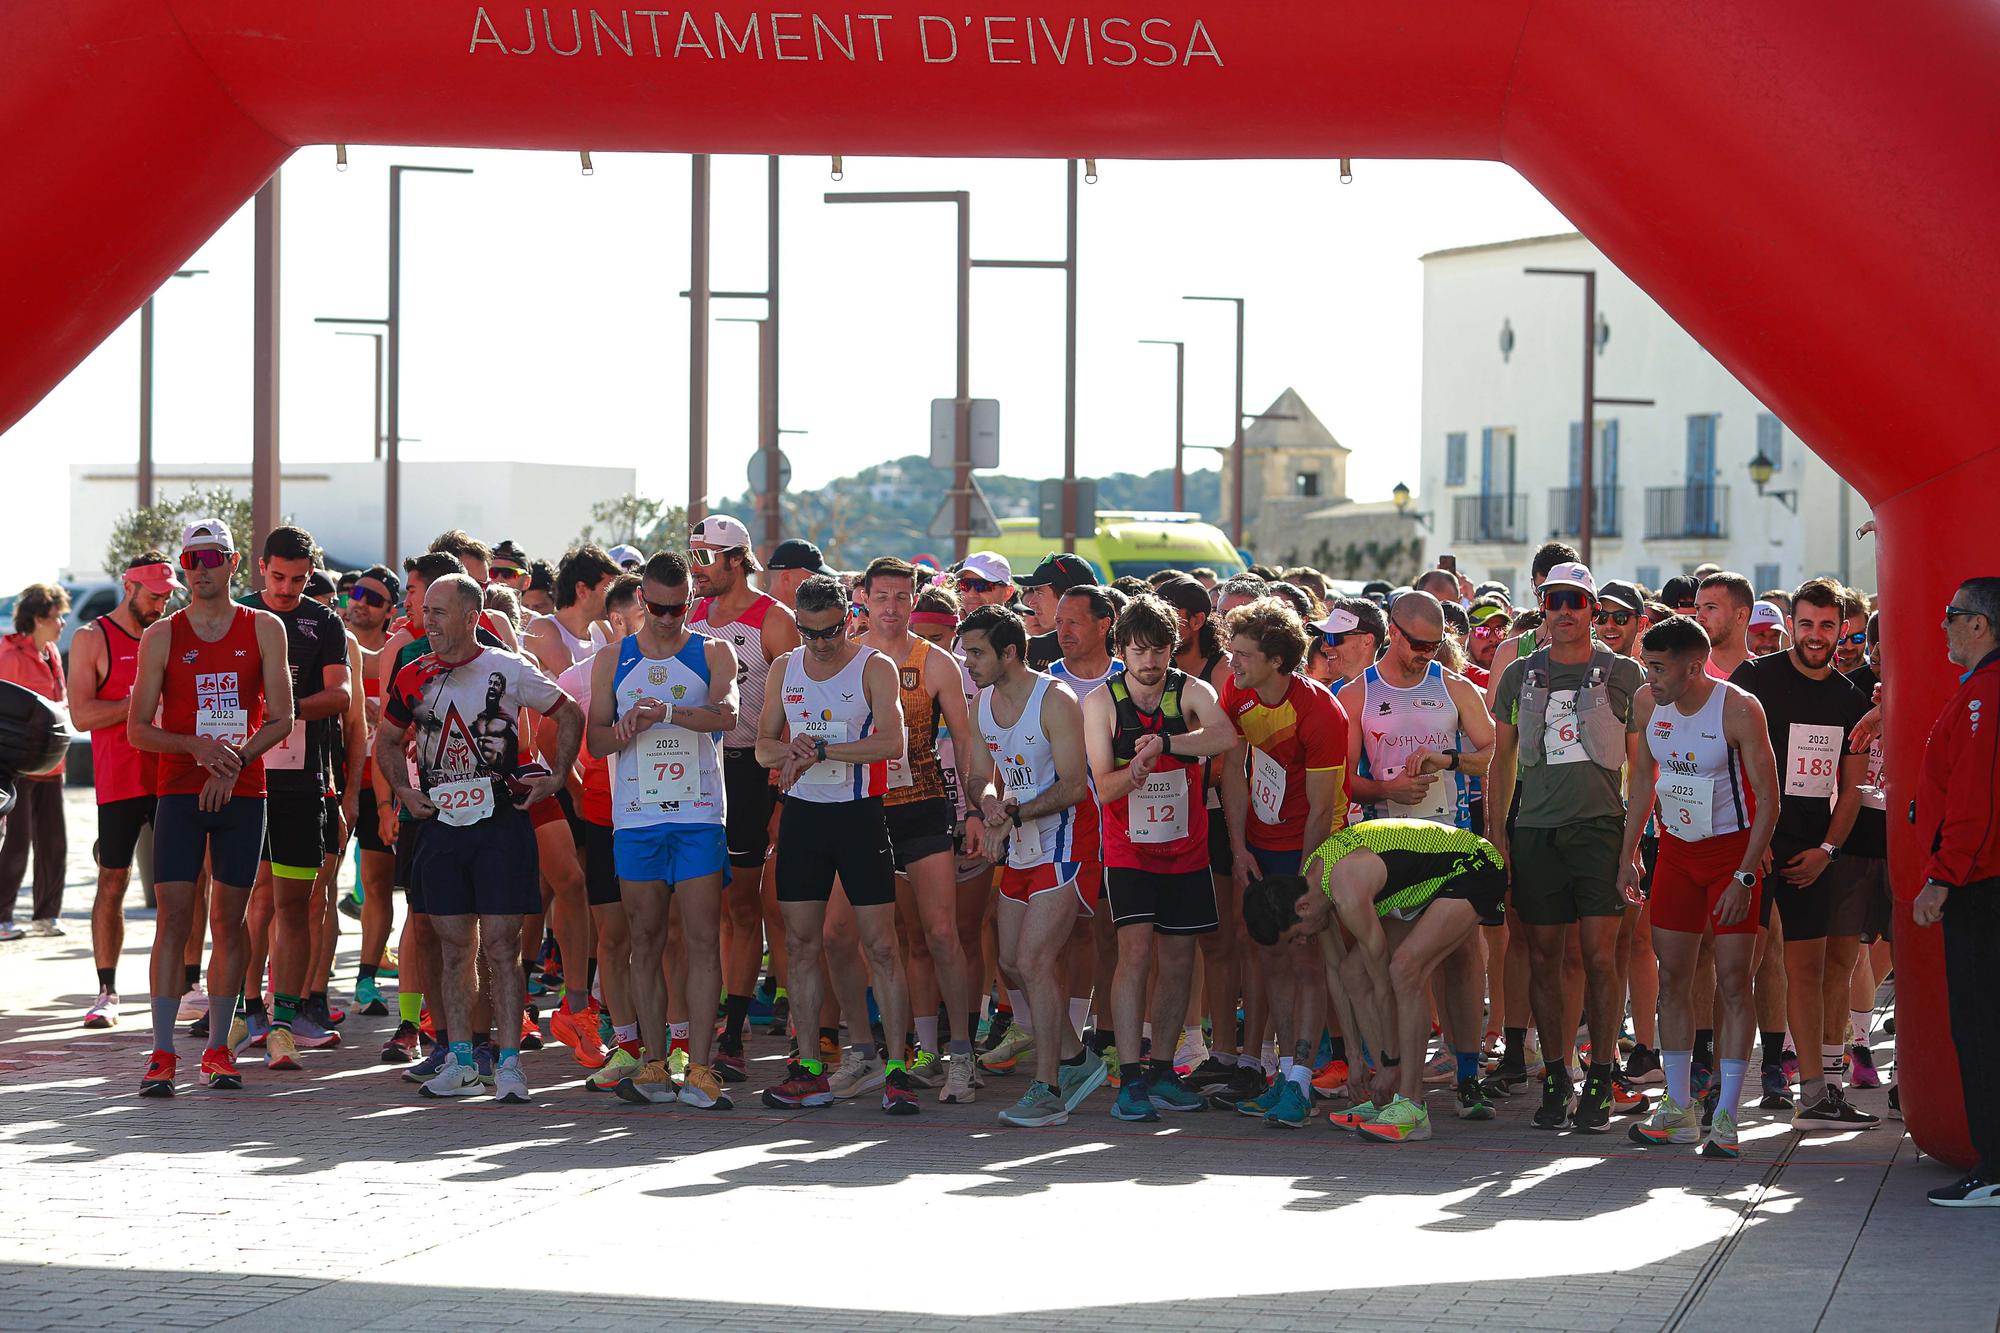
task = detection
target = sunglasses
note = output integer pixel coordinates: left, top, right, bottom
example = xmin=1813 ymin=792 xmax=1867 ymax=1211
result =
xmin=180 ymin=549 xmax=230 ymax=571
xmin=689 ymin=546 xmax=744 ymax=568
xmin=351 ymin=586 xmax=390 ymax=608
xmin=1392 ymin=622 xmax=1441 ymax=653
xmin=490 ymin=564 xmax=525 ymax=580
xmin=1838 ymin=631 xmax=1868 ymax=645
xmin=1322 ymin=632 xmax=1354 ymax=650
xmin=957 ymin=576 xmax=999 ymax=593
xmin=1945 ymin=604 xmax=1984 ymax=622
xmin=1593 ymin=610 xmax=1636 ymax=627
xmin=1542 ymin=590 xmax=1590 ymax=612
xmin=1472 ymin=624 xmax=1505 ymax=638
xmin=799 ymin=621 xmax=845 ymax=641
xmin=645 ymin=598 xmax=688 ymax=620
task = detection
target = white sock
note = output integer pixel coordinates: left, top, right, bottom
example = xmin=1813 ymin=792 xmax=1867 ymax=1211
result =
xmin=669 ymin=1022 xmax=689 ymax=1042
xmin=1142 ymin=1021 xmax=1153 ymax=1040
xmin=1288 ymin=1064 xmax=1312 ymax=1090
xmin=1184 ymin=1024 xmax=1203 ymax=1049
xmin=1005 ymin=989 xmax=1030 ymax=1029
xmin=1278 ymin=1055 xmax=1296 ymax=1078
xmin=914 ymin=1015 xmax=938 ymax=1053
xmin=1850 ymin=1010 xmax=1872 ymax=1047
xmin=1069 ymin=997 xmax=1090 ymax=1038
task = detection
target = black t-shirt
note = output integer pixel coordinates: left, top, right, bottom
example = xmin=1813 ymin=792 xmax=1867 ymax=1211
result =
xmin=1842 ymin=663 xmax=1888 ymax=858
xmin=1729 ymin=651 xmax=1870 ymax=850
xmin=1027 ymin=629 xmax=1060 ymax=673
xmin=243 ymin=591 xmax=349 ymax=796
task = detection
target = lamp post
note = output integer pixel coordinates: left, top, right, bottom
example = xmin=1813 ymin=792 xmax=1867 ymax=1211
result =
xmin=1391 ymin=481 xmax=1434 ymax=530
xmin=136 ymin=268 xmax=206 ymax=509
xmin=1139 ymin=338 xmax=1186 ymax=510
xmin=1748 ymin=453 xmax=1798 ymax=512
xmin=1183 ymin=295 xmax=1248 ymax=548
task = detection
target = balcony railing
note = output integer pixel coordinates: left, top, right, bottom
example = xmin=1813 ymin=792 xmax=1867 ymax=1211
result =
xmin=1547 ymin=486 xmax=1622 ymax=539
xmin=1644 ymin=485 xmax=1729 ymax=539
xmin=1452 ymin=493 xmax=1528 ymax=545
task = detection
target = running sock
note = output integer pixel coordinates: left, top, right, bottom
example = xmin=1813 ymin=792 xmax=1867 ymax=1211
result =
xmin=800 ymin=1057 xmax=822 ymax=1076
xmin=1761 ymin=1029 xmax=1787 ymax=1068
xmin=1214 ymin=1050 xmax=1239 ymax=1067
xmin=399 ymin=992 xmax=424 ymax=1025
xmin=722 ymin=994 xmax=751 ymax=1045
xmin=1328 ymin=1035 xmax=1347 ymax=1064
xmin=1456 ymin=1051 xmax=1480 ymax=1083
xmin=209 ymin=993 xmax=239 ymax=1047
xmin=885 ymin=1057 xmax=905 ymax=1075
xmin=309 ymin=990 xmax=328 ymax=1015
xmin=1183 ymin=1024 xmax=1203 ymax=1052
xmin=562 ymin=991 xmax=589 ymax=1015
xmin=1288 ymin=1062 xmax=1313 ymax=1090
xmin=499 ymin=1047 xmax=519 ymax=1065
xmin=358 ymin=963 xmax=378 ymax=982
xmin=452 ymin=1039 xmax=475 ymax=1068
xmin=183 ymin=963 xmax=200 ymax=993
xmin=245 ymin=995 xmax=267 ymax=1018
xmin=1068 ymin=997 xmax=1090 ymax=1038
xmin=1061 ymin=1048 xmax=1086 ymax=1067
xmin=272 ymin=993 xmax=301 ymax=1030
xmin=151 ymin=997 xmax=178 ymax=1050
xmin=949 ymin=1038 xmax=973 ymax=1057
xmin=1664 ymin=1049 xmax=1693 ymax=1106
xmin=1278 ymin=1055 xmax=1296 ymax=1080
xmin=1693 ymin=1029 xmax=1715 ymax=1069
xmin=914 ymin=1014 xmax=939 ymax=1054
xmin=1119 ymin=1061 xmax=1143 ymax=1088
xmin=1822 ymin=1042 xmax=1844 ymax=1068
xmin=1503 ymin=1026 xmax=1528 ymax=1065
xmin=669 ymin=1022 xmax=690 ymax=1054
xmin=1005 ymin=989 xmax=1029 ymax=1027
xmin=97 ymin=967 xmax=116 ymax=992
xmin=1718 ymin=1058 xmax=1748 ymax=1118
xmin=613 ymin=1023 xmax=639 ymax=1057
xmin=1850 ymin=1010 xmax=1873 ymax=1047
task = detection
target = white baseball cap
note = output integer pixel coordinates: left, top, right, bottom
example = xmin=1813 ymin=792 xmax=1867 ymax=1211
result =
xmin=1315 ymin=606 xmax=1361 ymax=637
xmin=1540 ymin=561 xmax=1597 ymax=598
xmin=180 ymin=518 xmax=235 ymax=554
xmin=1749 ymin=600 xmax=1786 ymax=630
xmin=958 ymin=551 xmax=1013 ymax=585
xmin=689 ymin=514 xmax=761 ymax=571
xmin=607 ymin=543 xmax=644 ymax=569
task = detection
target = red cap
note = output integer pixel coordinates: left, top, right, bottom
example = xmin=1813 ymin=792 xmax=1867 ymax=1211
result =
xmin=127 ymin=561 xmax=185 ymax=595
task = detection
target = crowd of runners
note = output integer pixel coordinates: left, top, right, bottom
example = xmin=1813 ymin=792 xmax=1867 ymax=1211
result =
xmin=7 ymin=515 xmax=1994 ymax=1190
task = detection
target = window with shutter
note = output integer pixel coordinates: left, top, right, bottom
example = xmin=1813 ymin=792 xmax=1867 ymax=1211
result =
xmin=1445 ymin=432 xmax=1467 ymax=487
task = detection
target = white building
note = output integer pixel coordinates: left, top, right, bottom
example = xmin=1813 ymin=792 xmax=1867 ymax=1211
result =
xmin=1418 ymin=233 xmax=1875 ymax=601
xmin=67 ymin=459 xmax=637 ymax=577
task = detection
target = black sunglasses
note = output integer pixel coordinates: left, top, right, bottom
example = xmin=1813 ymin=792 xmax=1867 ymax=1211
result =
xmin=645 ymin=598 xmax=688 ymax=620
xmin=350 ymin=586 xmax=390 ymax=608
xmin=1944 ymin=604 xmax=1984 ymax=622
xmin=1593 ymin=610 xmax=1635 ymax=627
xmin=799 ymin=621 xmax=845 ymax=641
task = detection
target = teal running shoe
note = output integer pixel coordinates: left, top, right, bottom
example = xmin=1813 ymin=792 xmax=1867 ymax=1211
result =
xmin=1148 ymin=1073 xmax=1207 ymax=1114
xmin=1237 ymin=1077 xmax=1287 ymax=1119
xmin=354 ymin=976 xmax=387 ymax=1017
xmin=1058 ymin=1048 xmax=1111 ymax=1111
xmin=1264 ymin=1077 xmax=1312 ymax=1128
xmin=1112 ymin=1079 xmax=1159 ymax=1122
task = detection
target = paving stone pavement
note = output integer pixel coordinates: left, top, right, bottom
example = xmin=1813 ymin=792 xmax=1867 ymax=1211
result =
xmin=0 ymin=791 xmax=1994 ymax=1331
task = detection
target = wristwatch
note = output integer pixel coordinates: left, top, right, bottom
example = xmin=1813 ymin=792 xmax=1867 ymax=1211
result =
xmin=1445 ymin=750 xmax=1461 ymax=771
xmin=1818 ymin=841 xmax=1841 ymax=861
xmin=813 ymin=737 xmax=827 ymax=762
xmin=1732 ymin=870 xmax=1757 ymax=889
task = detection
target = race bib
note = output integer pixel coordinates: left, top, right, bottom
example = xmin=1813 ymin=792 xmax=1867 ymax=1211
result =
xmin=797 ymin=716 xmax=851 ymax=787
xmin=1008 ymin=814 xmax=1046 ymax=864
xmin=1128 ymin=768 xmax=1190 ymax=843
xmin=1784 ymin=722 xmax=1842 ymax=800
xmin=1250 ymin=746 xmax=1288 ymax=824
xmin=1543 ymin=690 xmax=1587 ymax=766
xmin=1657 ymin=774 xmax=1714 ymax=840
xmin=265 ymin=720 xmax=307 ymax=771
xmin=1858 ymin=738 xmax=1887 ymax=812
xmin=1384 ymin=764 xmax=1453 ymax=824
xmin=638 ymin=726 xmax=701 ymax=804
xmin=194 ymin=704 xmax=248 ymax=747
xmin=885 ymin=739 xmax=915 ymax=791
xmin=430 ymin=777 xmax=494 ymax=827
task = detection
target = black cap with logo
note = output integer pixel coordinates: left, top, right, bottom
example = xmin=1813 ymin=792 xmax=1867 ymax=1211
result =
xmin=1016 ymin=553 xmax=1098 ymax=592
xmin=767 ymin=539 xmax=830 ymax=575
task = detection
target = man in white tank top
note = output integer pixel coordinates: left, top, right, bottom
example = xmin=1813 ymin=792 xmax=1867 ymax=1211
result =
xmin=1618 ymin=615 xmax=1779 ymax=1161
xmin=586 ymin=552 xmax=740 ymax=1112
xmin=1049 ymin=585 xmax=1120 ymax=1057
xmin=955 ymin=604 xmax=1097 ymax=1128
xmin=752 ymin=574 xmax=915 ymax=1114
xmin=1340 ymin=591 xmax=1494 ymax=828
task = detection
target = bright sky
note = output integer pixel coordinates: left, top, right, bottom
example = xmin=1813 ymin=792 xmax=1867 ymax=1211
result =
xmin=0 ymin=152 xmax=1569 ymax=589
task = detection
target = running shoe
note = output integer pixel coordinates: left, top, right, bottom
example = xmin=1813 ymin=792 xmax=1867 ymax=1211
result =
xmin=493 ymin=1054 xmax=532 ymax=1104
xmin=550 ymin=1005 xmax=606 ymax=1068
xmin=999 ymin=1081 xmax=1069 ymax=1127
xmin=978 ymin=1023 xmax=1034 ymax=1075
xmin=1421 ymin=1050 xmax=1456 ymax=1085
xmin=980 ymin=1011 xmax=1014 ymax=1053
xmin=1184 ymin=1056 xmax=1241 ymax=1092
xmin=519 ymin=1011 xmax=544 ymax=1052
xmin=1325 ymin=1101 xmax=1385 ymax=1133
xmin=1533 ymin=1071 xmax=1573 ymax=1130
xmin=1698 ymin=1109 xmax=1741 ymax=1160
xmin=231 ymin=1013 xmax=259 ymax=1051
xmin=337 ymin=890 xmax=361 ymax=921
xmin=1572 ymin=1069 xmax=1614 ymax=1133
xmin=765 ymin=994 xmax=790 ymax=1037
xmin=1701 ymin=1084 xmax=1719 ymax=1129
xmin=1101 ymin=1044 xmax=1122 ymax=1088
xmin=1882 ymin=1015 xmax=1895 ymax=1038
xmin=940 ymin=1054 xmax=977 ymax=1105
xmin=905 ymin=1048 xmax=944 ymax=1089
xmin=680 ymin=1063 xmax=732 ymax=1110
xmin=1610 ymin=1075 xmax=1648 ymax=1117
xmin=311 ymin=997 xmax=346 ymax=1028
xmin=377 ymin=947 xmax=398 ymax=978
xmin=1236 ymin=1078 xmax=1287 ymax=1119
xmin=188 ymin=1013 xmax=209 ymax=1041
xmin=882 ymin=1068 xmax=920 ymax=1116
xmin=380 ymin=1024 xmax=422 ymax=1064
xmin=1793 ymin=1084 xmax=1880 ymax=1130
xmin=1482 ymin=1050 xmax=1530 ymax=1097
xmin=1780 ymin=1049 xmax=1799 ymax=1085
xmin=1455 ymin=1075 xmax=1494 ymax=1121
xmin=139 ymin=1050 xmax=177 ymax=1097
xmin=290 ymin=1015 xmax=341 ymax=1050
xmin=712 ymin=1046 xmax=747 ymax=1083
xmin=668 ymin=1046 xmax=690 ymax=1079
xmin=1628 ymin=1094 xmax=1701 ymax=1146
xmin=817 ymin=1035 xmax=841 ymax=1066
xmin=1310 ymin=1059 xmax=1352 ymax=1101
xmin=1847 ymin=1044 xmax=1883 ymax=1088
xmin=1111 ymin=1080 xmax=1159 ymax=1122
xmin=1172 ymin=1029 xmax=1209 ymax=1074
xmin=1264 ymin=1078 xmax=1312 ymax=1129
xmin=354 ymin=977 xmax=388 ymax=1017
xmin=1058 ymin=1049 xmax=1111 ymax=1112
xmin=615 ymin=1059 xmax=679 ymax=1106
xmin=177 ymin=982 xmax=208 ymax=1023
xmin=1690 ymin=1062 xmax=1714 ymax=1098
xmin=1624 ymin=1044 xmax=1664 ymax=1085
xmin=1148 ymin=1072 xmax=1207 ymax=1114
xmin=403 ymin=1042 xmax=452 ymax=1083
xmin=419 ymin=1008 xmax=436 ymax=1040
xmin=588 ymin=1047 xmax=643 ymax=1091
xmin=0 ymin=920 xmax=22 ymax=942
xmin=83 ymin=991 xmax=119 ymax=1029
xmin=829 ymin=1048 xmax=887 ymax=1099
xmin=1209 ymin=1063 xmax=1269 ymax=1110
xmin=473 ymin=1042 xmax=496 ymax=1087
xmin=200 ymin=1046 xmax=242 ymax=1090
xmin=265 ymin=1026 xmax=303 ymax=1071
xmin=1758 ymin=1061 xmax=1793 ymax=1110
xmin=1354 ymin=1094 xmax=1431 ymax=1143
xmin=420 ymin=1058 xmax=485 ymax=1099
xmin=26 ymin=918 xmax=63 ymax=936
xmin=761 ymin=1062 xmax=833 ymax=1109
xmin=1928 ymin=1170 xmax=2000 ymax=1208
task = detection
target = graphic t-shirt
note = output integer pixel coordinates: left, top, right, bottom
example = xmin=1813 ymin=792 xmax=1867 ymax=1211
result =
xmin=1729 ymin=650 xmax=1870 ymax=850
xmin=1219 ymin=672 xmax=1347 ymax=850
xmin=385 ymin=644 xmax=568 ymax=801
xmin=243 ymin=591 xmax=348 ymax=796
xmin=1493 ymin=650 xmax=1645 ymax=828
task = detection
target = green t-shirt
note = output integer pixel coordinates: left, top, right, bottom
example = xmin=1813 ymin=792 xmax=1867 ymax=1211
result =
xmin=1494 ymin=649 xmax=1644 ymax=829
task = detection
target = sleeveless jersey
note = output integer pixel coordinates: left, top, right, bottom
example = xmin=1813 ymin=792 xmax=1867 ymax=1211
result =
xmin=1050 ymin=657 xmax=1119 ymax=699
xmin=158 ymin=605 xmax=268 ymax=799
xmin=555 ymin=654 xmax=613 ymax=825
xmin=90 ymin=615 xmax=157 ymax=804
xmin=1311 ymin=820 xmax=1506 ymax=919
xmin=609 ymin=633 xmax=725 ymax=829
xmin=978 ymin=673 xmax=1078 ymax=870
xmin=1048 ymin=657 xmax=1118 ymax=855
xmin=1099 ymin=668 xmax=1208 ymax=873
xmin=1646 ymin=681 xmax=1751 ymax=841
xmin=779 ymin=647 xmax=888 ymax=803
xmin=1351 ymin=661 xmax=1469 ymax=828
xmin=690 ymin=593 xmax=779 ymax=749
xmin=883 ymin=636 xmax=947 ymax=806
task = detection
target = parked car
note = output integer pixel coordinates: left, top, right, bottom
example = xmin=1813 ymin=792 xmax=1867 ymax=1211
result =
xmin=0 ymin=581 xmax=124 ymax=672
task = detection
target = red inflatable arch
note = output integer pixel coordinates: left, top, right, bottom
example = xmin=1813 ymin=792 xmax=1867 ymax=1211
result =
xmin=5 ymin=1 xmax=1997 ymax=1161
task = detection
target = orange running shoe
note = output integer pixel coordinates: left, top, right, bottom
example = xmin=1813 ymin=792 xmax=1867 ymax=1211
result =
xmin=520 ymin=1011 xmax=544 ymax=1051
xmin=201 ymin=1046 xmax=243 ymax=1090
xmin=551 ymin=1003 xmax=608 ymax=1069
xmin=139 ymin=1050 xmax=177 ymax=1097
xmin=1310 ymin=1059 xmax=1352 ymax=1100
xmin=419 ymin=1007 xmax=437 ymax=1040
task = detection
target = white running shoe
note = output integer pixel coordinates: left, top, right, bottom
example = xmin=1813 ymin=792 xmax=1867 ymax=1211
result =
xmin=493 ymin=1055 xmax=532 ymax=1105
xmin=25 ymin=918 xmax=64 ymax=937
xmin=940 ymin=1053 xmax=977 ymax=1104
xmin=420 ymin=1058 xmax=485 ymax=1099
xmin=177 ymin=982 xmax=209 ymax=1022
xmin=83 ymin=991 xmax=119 ymax=1029
xmin=1173 ymin=1029 xmax=1209 ymax=1072
xmin=828 ymin=1047 xmax=887 ymax=1099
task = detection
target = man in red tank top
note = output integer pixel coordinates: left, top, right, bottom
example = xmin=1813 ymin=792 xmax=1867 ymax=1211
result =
xmin=126 ymin=520 xmax=294 ymax=1098
xmin=66 ymin=555 xmax=180 ymax=1028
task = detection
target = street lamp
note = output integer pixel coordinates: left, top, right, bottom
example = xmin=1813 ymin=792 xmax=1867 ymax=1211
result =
xmin=137 ymin=268 xmax=207 ymax=509
xmin=1748 ymin=452 xmax=1798 ymax=512
xmin=1183 ymin=294 xmax=1248 ymax=548
xmin=1391 ymin=481 xmax=1433 ymax=530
